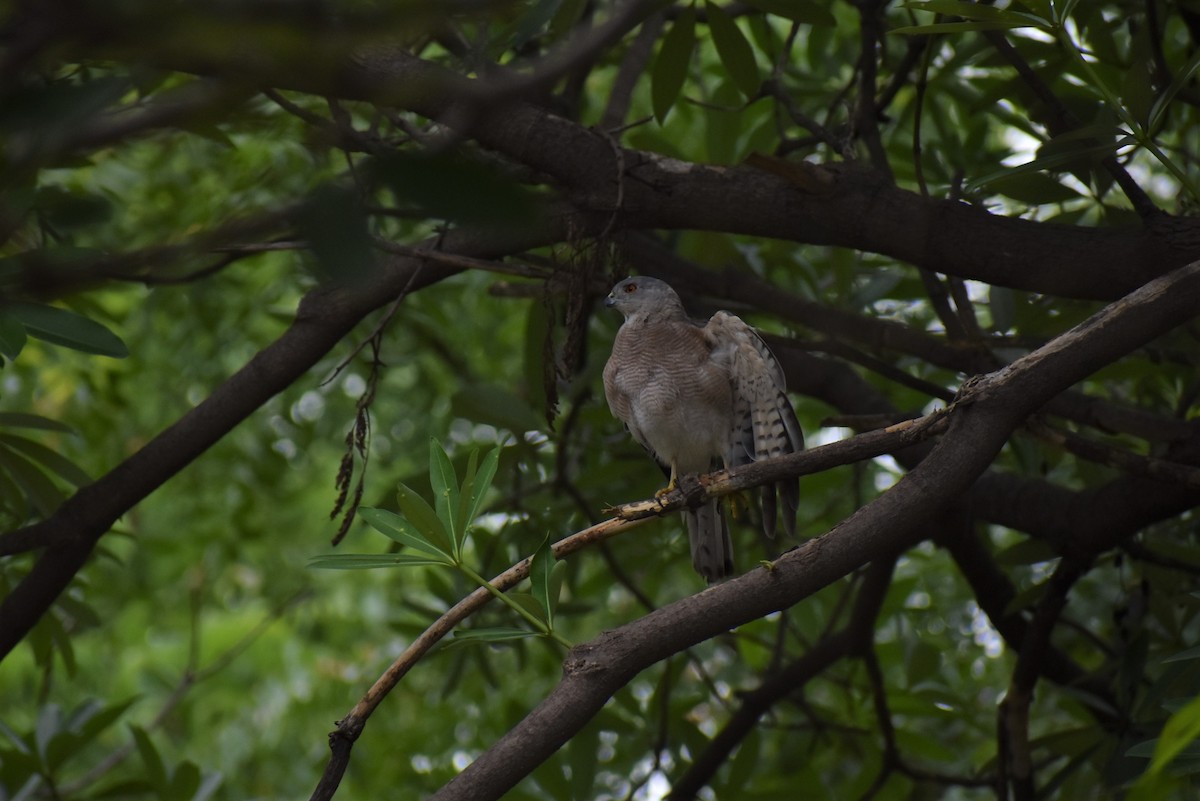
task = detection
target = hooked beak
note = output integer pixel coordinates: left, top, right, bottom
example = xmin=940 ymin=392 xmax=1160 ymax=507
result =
xmin=604 ymin=293 xmax=616 ymax=308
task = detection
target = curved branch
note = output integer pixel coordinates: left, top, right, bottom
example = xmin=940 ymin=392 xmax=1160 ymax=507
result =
xmin=426 ymin=263 xmax=1200 ymax=801
xmin=51 ymin=21 xmax=1200 ymax=300
xmin=0 ymin=220 xmax=566 ymax=658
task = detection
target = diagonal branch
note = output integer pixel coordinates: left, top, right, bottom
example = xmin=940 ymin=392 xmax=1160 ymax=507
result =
xmin=310 ymin=411 xmax=954 ymax=801
xmin=0 ymin=219 xmax=569 ymax=659
xmin=424 ymin=263 xmax=1200 ymax=801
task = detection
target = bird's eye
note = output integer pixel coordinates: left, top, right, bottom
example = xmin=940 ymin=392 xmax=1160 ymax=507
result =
xmin=624 ymin=283 xmax=637 ymax=293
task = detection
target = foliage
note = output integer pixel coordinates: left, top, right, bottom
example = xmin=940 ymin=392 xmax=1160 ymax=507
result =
xmin=2 ymin=1 xmax=1200 ymax=800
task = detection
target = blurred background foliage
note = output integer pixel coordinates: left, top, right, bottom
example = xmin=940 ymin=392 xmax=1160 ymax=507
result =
xmin=2 ymin=1 xmax=1200 ymax=800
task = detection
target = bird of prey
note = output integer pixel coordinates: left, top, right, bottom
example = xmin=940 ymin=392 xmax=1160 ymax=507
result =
xmin=602 ymin=276 xmax=803 ymax=582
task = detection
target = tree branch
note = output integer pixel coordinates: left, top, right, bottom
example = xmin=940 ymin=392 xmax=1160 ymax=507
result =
xmin=0 ymin=219 xmax=568 ymax=658
xmin=49 ymin=18 xmax=1200 ymax=300
xmin=425 ymin=262 xmax=1200 ymax=801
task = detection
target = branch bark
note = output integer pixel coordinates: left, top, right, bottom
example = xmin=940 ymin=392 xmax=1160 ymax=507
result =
xmin=41 ymin=13 xmax=1200 ymax=300
xmin=426 ymin=264 xmax=1200 ymax=801
xmin=0 ymin=221 xmax=564 ymax=658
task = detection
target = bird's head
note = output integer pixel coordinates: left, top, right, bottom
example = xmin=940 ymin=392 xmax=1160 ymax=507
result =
xmin=604 ymin=276 xmax=683 ymax=319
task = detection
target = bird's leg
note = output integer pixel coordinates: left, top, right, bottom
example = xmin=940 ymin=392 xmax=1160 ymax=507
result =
xmin=719 ymin=459 xmax=751 ymax=520
xmin=655 ymin=464 xmax=679 ymax=499
xmin=726 ymin=489 xmax=749 ymax=519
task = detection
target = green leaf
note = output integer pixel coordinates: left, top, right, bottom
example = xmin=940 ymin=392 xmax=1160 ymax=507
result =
xmin=5 ymin=302 xmax=128 ymax=358
xmin=567 ymin=721 xmax=600 ymax=799
xmin=167 ymin=759 xmax=202 ymax=801
xmin=968 ymin=136 xmax=1132 ymax=192
xmin=1148 ymin=694 xmax=1200 ymax=775
xmin=902 ymin=0 xmax=1048 ymax=24
xmin=891 ymin=21 xmax=1034 ymax=35
xmin=741 ymin=0 xmax=836 ymax=26
xmin=429 ymin=439 xmax=461 ymax=557
xmin=0 ymin=413 xmax=74 ymax=434
xmin=705 ymin=2 xmax=761 ymax=98
xmin=0 ymin=435 xmax=91 ymax=487
xmin=1149 ymin=47 xmax=1200 ymax=133
xmin=986 ymin=172 xmax=1083 ymax=205
xmin=466 ymin=446 xmax=501 ymax=524
xmin=129 ymin=725 xmax=167 ymax=789
xmin=0 ymin=309 xmax=27 ymax=360
xmin=396 ymin=482 xmax=453 ymax=556
xmin=1164 ymin=645 xmax=1200 ymax=664
xmin=456 ymin=448 xmax=481 ymax=548
xmin=358 ymin=506 xmax=454 ymax=560
xmin=530 ymin=533 xmax=555 ymax=629
xmin=652 ymin=9 xmax=696 ymax=123
xmin=0 ymin=447 xmax=65 ymax=516
xmin=307 ymin=552 xmax=453 ymax=569
xmin=451 ymin=627 xmax=535 ymax=644
xmin=34 ymin=703 xmax=63 ymax=767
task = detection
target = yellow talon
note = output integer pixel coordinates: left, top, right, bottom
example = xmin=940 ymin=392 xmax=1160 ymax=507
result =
xmin=726 ymin=490 xmax=747 ymax=519
xmin=655 ymin=469 xmax=679 ymax=499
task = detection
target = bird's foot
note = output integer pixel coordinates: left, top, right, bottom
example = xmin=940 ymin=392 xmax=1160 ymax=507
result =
xmin=726 ymin=490 xmax=751 ymax=520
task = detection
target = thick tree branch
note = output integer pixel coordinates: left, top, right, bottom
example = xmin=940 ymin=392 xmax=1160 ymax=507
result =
xmin=44 ymin=17 xmax=1200 ymax=300
xmin=0 ymin=219 xmax=568 ymax=658
xmin=425 ymin=263 xmax=1200 ymax=801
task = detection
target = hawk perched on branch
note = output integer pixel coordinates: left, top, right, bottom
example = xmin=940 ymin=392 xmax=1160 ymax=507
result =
xmin=603 ymin=276 xmax=803 ymax=582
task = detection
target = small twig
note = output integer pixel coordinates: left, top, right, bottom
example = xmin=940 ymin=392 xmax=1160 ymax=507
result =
xmin=370 ymin=237 xmax=555 ymax=281
xmin=1024 ymin=418 xmax=1200 ymax=488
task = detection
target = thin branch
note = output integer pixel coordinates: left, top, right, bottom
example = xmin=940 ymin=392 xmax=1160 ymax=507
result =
xmin=1024 ymin=418 xmax=1200 ymax=488
xmin=420 ymin=260 xmax=1200 ymax=801
xmin=1003 ymin=558 xmax=1089 ymax=801
xmin=668 ymin=558 xmax=896 ymax=801
xmin=982 ymin=29 xmax=1160 ymax=220
xmin=0 ymin=217 xmax=567 ymax=651
xmin=310 ymin=416 xmax=955 ymax=801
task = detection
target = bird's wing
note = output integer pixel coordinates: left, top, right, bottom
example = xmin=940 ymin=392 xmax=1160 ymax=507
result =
xmin=706 ymin=310 xmax=803 ymax=538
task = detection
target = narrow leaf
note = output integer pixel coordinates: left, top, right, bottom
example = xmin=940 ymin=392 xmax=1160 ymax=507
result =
xmin=1164 ymin=645 xmax=1200 ymax=663
xmin=396 ymin=482 xmax=453 ymax=556
xmin=1148 ymin=694 xmax=1200 ymax=775
xmin=129 ymin=725 xmax=167 ymax=789
xmin=530 ymin=533 xmax=556 ymax=629
xmin=357 ymin=507 xmax=453 ymax=559
xmin=466 ymin=447 xmax=501 ymax=523
xmin=652 ymin=8 xmax=696 ymax=123
xmin=891 ymin=20 xmax=1031 ymax=35
xmin=742 ymin=0 xmax=835 ymax=26
xmin=0 ymin=309 xmax=27 ymax=360
xmin=1149 ymin=48 xmax=1200 ymax=132
xmin=167 ymin=760 xmax=202 ymax=801
xmin=451 ymin=627 xmax=535 ymax=644
xmin=706 ymin=2 xmax=761 ymax=97
xmin=0 ymin=447 xmax=65 ymax=516
xmin=0 ymin=434 xmax=91 ymax=487
xmin=5 ymin=301 xmax=128 ymax=358
xmin=902 ymin=0 xmax=1047 ymax=24
xmin=429 ymin=439 xmax=461 ymax=556
xmin=456 ymin=448 xmax=481 ymax=547
xmin=308 ymin=552 xmax=453 ymax=569
xmin=0 ymin=413 xmax=74 ymax=434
